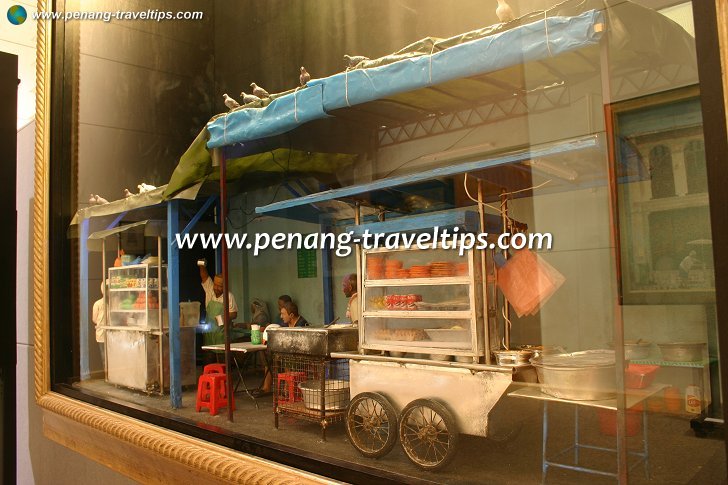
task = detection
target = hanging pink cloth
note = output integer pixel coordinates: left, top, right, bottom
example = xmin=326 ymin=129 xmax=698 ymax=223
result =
xmin=496 ymin=249 xmax=565 ymax=317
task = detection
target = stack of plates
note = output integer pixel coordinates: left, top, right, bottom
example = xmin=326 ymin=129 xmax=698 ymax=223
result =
xmin=385 ymin=259 xmax=403 ymax=279
xmin=368 ymin=256 xmax=384 ymax=279
xmin=409 ymin=265 xmax=432 ymax=278
xmin=430 ymin=261 xmax=455 ymax=277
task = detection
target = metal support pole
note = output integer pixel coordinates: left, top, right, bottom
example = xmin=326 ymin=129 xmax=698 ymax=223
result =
xmin=477 ymin=179 xmax=491 ymax=364
xmin=157 ymin=235 xmax=164 ymax=394
xmin=643 ymin=407 xmax=650 ymax=478
xmin=167 ymin=200 xmax=182 ymax=408
xmin=215 ymin=147 xmax=234 ymax=422
xmin=214 ymin=199 xmax=222 ymax=274
xmin=542 ymin=401 xmax=549 ymax=484
xmin=101 ymin=240 xmax=107 ymax=374
xmin=500 ymin=191 xmax=511 ymax=350
xmin=354 ymin=203 xmax=364 ymax=354
xmin=574 ymin=405 xmax=580 ymax=465
xmin=322 ymin=224 xmax=334 ymax=324
xmin=79 ymin=218 xmax=90 ymax=380
xmin=599 ymin=16 xmax=628 ymax=484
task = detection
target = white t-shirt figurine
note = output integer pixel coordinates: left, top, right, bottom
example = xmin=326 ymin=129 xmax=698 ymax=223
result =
xmin=198 ymin=259 xmax=238 ymax=326
xmin=92 ymin=280 xmax=106 ymax=363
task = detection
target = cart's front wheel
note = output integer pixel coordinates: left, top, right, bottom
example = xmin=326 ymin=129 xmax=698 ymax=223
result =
xmin=346 ymin=392 xmax=398 ymax=458
xmin=399 ymin=398 xmax=459 ymax=471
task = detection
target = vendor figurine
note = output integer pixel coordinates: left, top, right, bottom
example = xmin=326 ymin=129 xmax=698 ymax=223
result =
xmin=343 ymin=274 xmax=359 ymax=325
xmin=198 ymin=259 xmax=238 ymax=346
xmin=92 ymin=280 xmax=106 ymax=363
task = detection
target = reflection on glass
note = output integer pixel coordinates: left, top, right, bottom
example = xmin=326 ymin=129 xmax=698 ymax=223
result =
xmin=51 ymin=1 xmax=725 ymax=482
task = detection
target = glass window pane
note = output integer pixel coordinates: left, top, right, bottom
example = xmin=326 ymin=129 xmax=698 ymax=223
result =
xmin=50 ymin=1 xmax=726 ymax=482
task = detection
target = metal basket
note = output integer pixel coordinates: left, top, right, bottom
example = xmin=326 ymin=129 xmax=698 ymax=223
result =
xmin=272 ymin=352 xmax=350 ymax=440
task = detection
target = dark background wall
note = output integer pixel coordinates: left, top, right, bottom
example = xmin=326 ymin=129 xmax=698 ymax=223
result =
xmin=77 ymin=0 xmax=215 ymax=207
xmin=212 ymin=0 xmax=522 ymax=113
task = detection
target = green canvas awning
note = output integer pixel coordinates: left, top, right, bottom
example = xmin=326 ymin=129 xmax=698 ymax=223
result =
xmin=71 ymin=182 xmax=203 ymax=225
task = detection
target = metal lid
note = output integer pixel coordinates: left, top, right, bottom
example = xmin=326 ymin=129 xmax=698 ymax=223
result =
xmin=530 ymin=349 xmax=615 ymax=368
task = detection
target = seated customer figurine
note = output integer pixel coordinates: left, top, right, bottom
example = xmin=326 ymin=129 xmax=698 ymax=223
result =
xmin=280 ymin=301 xmax=308 ymax=327
xmin=250 ymin=298 xmax=271 ymax=326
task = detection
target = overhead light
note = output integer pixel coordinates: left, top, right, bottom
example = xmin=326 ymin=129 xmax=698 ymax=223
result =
xmin=524 ymin=158 xmax=578 ymax=181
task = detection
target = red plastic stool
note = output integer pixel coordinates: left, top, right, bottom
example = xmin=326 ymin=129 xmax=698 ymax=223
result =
xmin=203 ymin=363 xmax=226 ymax=375
xmin=276 ymin=371 xmax=306 ymax=404
xmin=196 ymin=373 xmax=235 ymax=415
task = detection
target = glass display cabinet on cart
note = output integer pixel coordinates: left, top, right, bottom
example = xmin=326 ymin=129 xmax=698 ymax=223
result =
xmin=360 ymin=245 xmax=485 ymax=364
xmin=103 ymin=263 xmax=196 ymax=393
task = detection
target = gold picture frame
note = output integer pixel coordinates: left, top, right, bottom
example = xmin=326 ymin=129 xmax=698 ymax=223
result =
xmin=31 ymin=0 xmax=728 ymax=482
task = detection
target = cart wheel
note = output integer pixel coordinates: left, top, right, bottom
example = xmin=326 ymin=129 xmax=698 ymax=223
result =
xmin=346 ymin=392 xmax=399 ymax=458
xmin=399 ymin=398 xmax=459 ymax=471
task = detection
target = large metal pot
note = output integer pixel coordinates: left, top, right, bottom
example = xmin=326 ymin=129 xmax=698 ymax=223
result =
xmin=624 ymin=340 xmax=651 ymax=360
xmin=658 ymin=342 xmax=706 ymax=362
xmin=530 ymin=350 xmax=617 ymax=401
xmin=298 ymin=379 xmax=350 ymax=410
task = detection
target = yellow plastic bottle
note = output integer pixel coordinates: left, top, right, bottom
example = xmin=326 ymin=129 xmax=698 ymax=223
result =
xmin=686 ymin=385 xmax=702 ymax=414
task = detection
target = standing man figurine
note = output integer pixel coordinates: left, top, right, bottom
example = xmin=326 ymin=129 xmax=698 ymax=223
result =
xmin=198 ymin=259 xmax=238 ymax=346
xmin=92 ymin=280 xmax=106 ymax=365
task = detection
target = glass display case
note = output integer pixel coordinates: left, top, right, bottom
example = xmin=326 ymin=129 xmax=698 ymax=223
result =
xmin=360 ymin=246 xmax=484 ymax=363
xmin=107 ymin=264 xmax=167 ymax=329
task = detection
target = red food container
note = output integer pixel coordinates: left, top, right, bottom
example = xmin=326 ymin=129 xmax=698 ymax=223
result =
xmin=625 ymin=364 xmax=659 ymax=389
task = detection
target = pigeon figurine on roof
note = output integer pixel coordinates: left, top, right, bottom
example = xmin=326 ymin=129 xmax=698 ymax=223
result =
xmin=239 ymin=91 xmax=261 ymax=105
xmin=344 ymin=54 xmax=369 ymax=69
xmin=495 ymin=0 xmax=515 ymax=23
xmin=299 ymin=66 xmax=311 ymax=87
xmin=250 ymin=82 xmax=270 ymax=98
xmin=138 ymin=183 xmax=156 ymax=194
xmin=89 ymin=194 xmax=109 ymax=205
xmin=223 ymin=93 xmax=240 ymax=110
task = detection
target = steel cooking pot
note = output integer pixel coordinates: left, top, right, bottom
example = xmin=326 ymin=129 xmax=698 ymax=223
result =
xmin=530 ymin=349 xmax=617 ymax=400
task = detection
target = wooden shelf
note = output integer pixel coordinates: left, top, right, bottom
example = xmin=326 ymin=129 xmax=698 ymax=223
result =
xmin=110 ymin=309 xmax=163 ymax=313
xmin=100 ymin=325 xmax=163 ymax=333
xmin=365 ymin=276 xmax=470 ymax=287
xmin=363 ymin=310 xmax=471 ymax=319
xmin=364 ymin=341 xmax=472 ymax=351
xmin=631 ymin=359 xmax=714 ymax=368
xmin=109 ymin=287 xmax=163 ymax=292
xmin=109 ymin=263 xmax=166 ymax=270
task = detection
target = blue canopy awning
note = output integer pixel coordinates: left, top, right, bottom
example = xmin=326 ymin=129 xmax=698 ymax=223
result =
xmin=206 ymin=9 xmax=604 ymax=149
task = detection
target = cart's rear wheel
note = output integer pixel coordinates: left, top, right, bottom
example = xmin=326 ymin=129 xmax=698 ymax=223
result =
xmin=399 ymin=398 xmax=459 ymax=471
xmin=346 ymin=392 xmax=398 ymax=458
